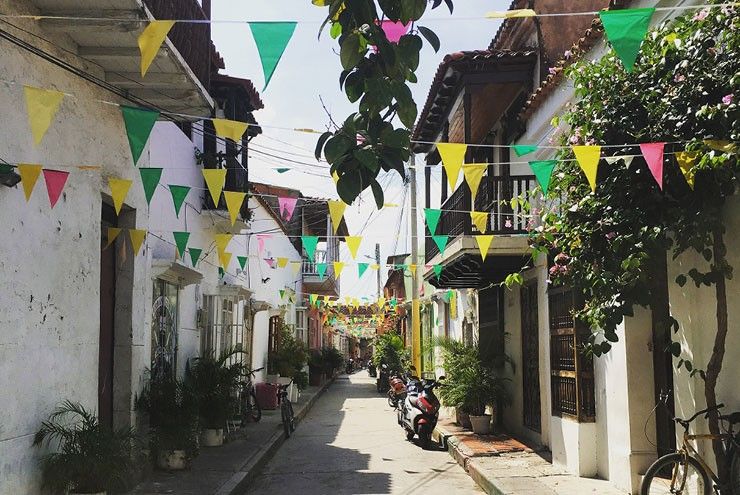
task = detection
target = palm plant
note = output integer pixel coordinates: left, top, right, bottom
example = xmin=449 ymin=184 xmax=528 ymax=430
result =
xmin=33 ymin=400 xmax=137 ymax=494
xmin=185 ymin=347 xmax=245 ymax=429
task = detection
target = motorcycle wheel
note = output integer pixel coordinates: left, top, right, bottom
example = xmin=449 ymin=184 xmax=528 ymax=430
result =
xmin=418 ymin=425 xmax=431 ymax=449
xmin=406 ymin=429 xmax=415 ymax=441
xmin=388 ymin=395 xmax=397 ymax=408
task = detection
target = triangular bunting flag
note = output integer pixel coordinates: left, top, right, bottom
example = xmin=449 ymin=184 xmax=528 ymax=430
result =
xmin=120 ymin=106 xmax=160 ymax=165
xmin=265 ymin=257 xmax=276 ymax=269
xmin=486 ymin=9 xmax=536 ymax=18
xmin=302 ymin=235 xmax=319 ymax=259
xmin=309 ymin=294 xmax=318 ymax=307
xmin=129 ymin=229 xmax=147 ymax=256
xmin=256 ymin=234 xmax=271 ymax=255
xmin=202 ymin=169 xmax=226 ymax=205
xmin=463 ymin=164 xmax=487 ymax=200
xmin=333 ymin=261 xmax=345 ymax=279
xmin=219 ymin=251 xmax=232 ymax=270
xmin=138 ymin=20 xmax=176 ymax=77
xmin=276 ymin=168 xmax=290 ymax=174
xmin=248 ymin=22 xmax=298 ymax=90
xmin=212 ymin=119 xmax=249 ymax=143
xmin=237 ymin=255 xmax=248 ymax=270
xmin=278 ymin=196 xmax=298 ymax=221
xmin=345 ymin=236 xmax=362 ymax=260
xmin=168 ymin=185 xmax=191 ymax=217
xmin=433 ymin=264 xmax=443 ymax=280
xmin=189 ymin=248 xmax=203 ymax=268
xmin=599 ymin=8 xmax=655 ymax=72
xmin=640 ymin=142 xmax=665 ymax=189
xmin=18 ymin=164 xmax=42 ymax=201
xmin=279 ymin=289 xmax=286 ymax=300
xmin=437 ymin=143 xmax=467 ymax=190
xmin=529 ymin=160 xmax=558 ymax=195
xmin=109 ymin=178 xmax=132 ymax=215
xmin=512 ymin=144 xmax=537 ymax=157
xmin=408 ymin=265 xmax=417 ymax=276
xmin=475 ymin=235 xmax=494 ymax=262
xmin=42 ymin=169 xmax=69 ymax=208
xmin=316 ymin=262 xmax=327 ymax=280
xmin=23 ymin=86 xmax=64 ymax=145
xmin=470 ymin=211 xmax=488 ymax=233
xmin=377 ymin=296 xmax=386 ymax=309
xmin=432 ymin=235 xmax=449 ymax=255
xmin=424 ymin=208 xmax=442 ymax=235
xmin=214 ymin=234 xmax=233 ymax=257
xmin=676 ymin=151 xmax=698 ymax=189
xmin=290 ymin=261 xmax=302 ymax=275
xmin=139 ymin=168 xmax=162 ymax=206
xmin=328 ymin=200 xmax=346 ymax=234
xmin=450 ymin=290 xmax=457 ymax=318
xmin=604 ymin=155 xmax=635 ymax=167
xmin=223 ymin=191 xmax=246 ymax=225
xmin=572 ymin=145 xmax=601 ymax=193
xmin=277 ymin=257 xmax=289 ymax=268
xmin=105 ymin=227 xmax=122 ymax=249
xmin=173 ymin=231 xmax=190 ymax=258
xmin=358 ymin=262 xmax=369 ymax=278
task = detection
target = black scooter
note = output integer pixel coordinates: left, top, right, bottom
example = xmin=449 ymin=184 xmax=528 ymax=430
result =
xmin=398 ymin=373 xmax=444 ymax=449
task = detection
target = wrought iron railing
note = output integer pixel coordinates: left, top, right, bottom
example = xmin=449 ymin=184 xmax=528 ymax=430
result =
xmin=302 ymin=250 xmax=327 ymax=276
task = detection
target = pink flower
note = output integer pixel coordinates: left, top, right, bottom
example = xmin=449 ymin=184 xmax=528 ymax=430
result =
xmin=505 ymin=219 xmax=513 ymax=228
xmin=693 ymin=9 xmax=709 ymax=21
xmin=723 ymin=94 xmax=734 ymax=105
xmin=674 ymin=74 xmax=686 ymax=83
xmin=605 ymin=231 xmax=617 ymax=240
xmin=564 ymin=50 xmax=573 ymax=59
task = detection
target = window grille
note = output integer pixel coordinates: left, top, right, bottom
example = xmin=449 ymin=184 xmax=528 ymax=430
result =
xmin=200 ymin=295 xmax=252 ymax=369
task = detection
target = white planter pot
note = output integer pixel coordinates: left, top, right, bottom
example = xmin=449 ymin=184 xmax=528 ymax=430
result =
xmin=157 ymin=449 xmax=187 ymax=470
xmin=469 ymin=414 xmax=492 ymax=435
xmin=289 ymin=385 xmax=299 ymax=403
xmin=200 ymin=428 xmax=224 ymax=447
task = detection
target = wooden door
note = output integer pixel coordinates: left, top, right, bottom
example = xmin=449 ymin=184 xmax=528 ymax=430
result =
xmin=99 ymin=204 xmax=117 ymax=427
xmin=521 ymin=282 xmax=541 ymax=432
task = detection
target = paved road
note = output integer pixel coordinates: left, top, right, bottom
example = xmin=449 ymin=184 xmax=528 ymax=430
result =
xmin=247 ymin=371 xmax=482 ymax=495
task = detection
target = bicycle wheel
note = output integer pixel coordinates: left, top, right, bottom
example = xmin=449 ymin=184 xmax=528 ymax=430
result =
xmin=281 ymin=403 xmax=292 ymax=438
xmin=249 ymin=389 xmax=262 ymax=423
xmin=641 ymin=453 xmax=710 ymax=495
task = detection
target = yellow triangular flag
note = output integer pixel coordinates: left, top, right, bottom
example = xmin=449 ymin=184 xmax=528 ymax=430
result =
xmin=214 ymin=233 xmax=233 ymax=258
xmin=332 ymin=170 xmax=340 ymax=184
xmin=277 ymin=257 xmax=289 ymax=268
xmin=23 ymin=87 xmax=65 ymax=145
xmin=475 ymin=235 xmax=494 ymax=262
xmin=212 ymin=118 xmax=249 ymax=143
xmin=129 ymin=229 xmax=147 ymax=256
xmin=290 ymin=261 xmax=302 ymax=275
xmin=676 ymin=151 xmax=698 ymax=189
xmin=463 ymin=164 xmax=487 ymax=199
xmin=17 ymin=164 xmax=43 ymax=201
xmin=223 ymin=191 xmax=246 ymax=226
xmin=139 ymin=20 xmax=176 ymax=77
xmin=202 ymin=169 xmax=226 ymax=206
xmin=109 ymin=178 xmax=132 ymax=215
xmin=328 ymin=200 xmax=346 ymax=234
xmin=219 ymin=251 xmax=232 ymax=269
xmin=572 ymin=145 xmax=602 ymax=192
xmin=370 ymin=264 xmax=380 ymax=271
xmin=470 ymin=211 xmax=488 ymax=233
xmin=409 ymin=264 xmax=417 ymax=276
xmin=345 ymin=236 xmax=362 ymax=260
xmin=437 ymin=143 xmax=467 ymax=190
xmin=377 ymin=296 xmax=386 ymax=310
xmin=486 ymin=9 xmax=536 ymax=18
xmin=105 ymin=227 xmax=122 ymax=249
xmin=333 ymin=261 xmax=345 ymax=279
xmin=450 ymin=291 xmax=457 ymax=318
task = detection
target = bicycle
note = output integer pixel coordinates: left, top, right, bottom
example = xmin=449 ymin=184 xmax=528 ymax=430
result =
xmin=278 ymin=379 xmax=296 ymax=438
xmin=238 ymin=367 xmax=263 ymax=425
xmin=641 ymin=403 xmax=740 ymax=495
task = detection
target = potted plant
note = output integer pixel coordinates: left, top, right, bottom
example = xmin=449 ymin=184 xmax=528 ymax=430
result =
xmin=270 ymin=325 xmax=308 ymax=402
xmin=185 ymin=347 xmax=244 ymax=447
xmin=33 ymin=400 xmax=137 ymax=494
xmin=321 ymin=346 xmax=345 ymax=377
xmin=308 ymin=349 xmax=326 ymax=386
xmin=136 ymin=372 xmax=199 ymax=469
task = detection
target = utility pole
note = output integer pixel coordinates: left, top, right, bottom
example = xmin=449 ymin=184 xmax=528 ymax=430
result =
xmin=375 ymin=243 xmax=382 ymax=299
xmin=409 ymin=154 xmax=422 ymax=374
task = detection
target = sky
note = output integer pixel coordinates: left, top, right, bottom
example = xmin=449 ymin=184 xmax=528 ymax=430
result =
xmin=209 ymin=1 xmax=507 ymax=300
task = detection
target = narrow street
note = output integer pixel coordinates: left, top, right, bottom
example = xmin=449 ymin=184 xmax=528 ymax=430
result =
xmin=246 ymin=371 xmax=482 ymax=495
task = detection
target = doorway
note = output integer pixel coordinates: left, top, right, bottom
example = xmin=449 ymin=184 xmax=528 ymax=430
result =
xmin=99 ymin=203 xmax=117 ymax=427
xmin=651 ymin=255 xmax=676 ymax=456
xmin=521 ymin=282 xmax=541 ymax=432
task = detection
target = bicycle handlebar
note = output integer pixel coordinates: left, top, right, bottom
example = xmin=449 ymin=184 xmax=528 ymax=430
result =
xmin=675 ymin=403 xmax=725 ymax=427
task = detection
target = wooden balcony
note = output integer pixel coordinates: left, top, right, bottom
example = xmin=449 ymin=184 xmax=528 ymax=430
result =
xmin=302 ymin=250 xmax=340 ymax=297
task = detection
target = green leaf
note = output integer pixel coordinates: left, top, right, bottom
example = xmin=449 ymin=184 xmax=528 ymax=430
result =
xmin=324 ymin=135 xmax=354 ymax=163
xmin=398 ymin=35 xmax=422 ymax=71
xmin=354 ymin=148 xmax=379 ymax=173
xmin=670 ymin=341 xmax=681 ymax=358
xmin=337 ymin=168 xmax=363 ymax=204
xmin=330 ymin=21 xmax=342 ymax=39
xmin=370 ymin=179 xmax=384 ymax=209
xmin=675 ymin=274 xmax=687 ymax=287
xmin=315 ymin=131 xmax=333 ymax=160
xmin=417 ymin=26 xmax=440 ymax=52
xmin=400 ymin=0 xmax=426 ymax=22
xmin=340 ymin=33 xmax=365 ymax=70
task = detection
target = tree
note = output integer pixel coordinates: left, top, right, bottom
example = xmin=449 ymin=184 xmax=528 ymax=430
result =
xmin=531 ymin=3 xmax=737 ymax=473
xmin=310 ymin=0 xmax=454 ymax=207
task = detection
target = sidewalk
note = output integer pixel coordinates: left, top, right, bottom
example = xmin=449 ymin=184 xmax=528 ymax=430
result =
xmin=433 ymin=418 xmax=627 ymax=495
xmin=129 ymin=379 xmax=333 ymax=495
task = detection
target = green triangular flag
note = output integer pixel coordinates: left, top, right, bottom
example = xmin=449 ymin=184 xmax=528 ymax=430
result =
xmin=237 ymin=256 xmax=248 ymax=270
xmin=120 ymin=106 xmax=160 ymax=165
xmin=599 ymin=8 xmax=655 ymax=72
xmin=529 ymin=160 xmax=558 ymax=195
xmin=317 ymin=262 xmax=327 ymax=280
xmin=248 ymin=22 xmax=297 ymax=90
xmin=424 ymin=208 xmax=442 ymax=235
xmin=432 ymin=235 xmax=448 ymax=255
xmin=390 ymin=297 xmax=397 ymax=308
xmin=512 ymin=145 xmax=537 ymax=157
xmin=279 ymin=289 xmax=285 ymax=299
xmin=218 ymin=267 xmax=225 ymax=278
xmin=275 ymin=168 xmax=290 ymax=174
xmin=358 ymin=262 xmax=369 ymax=278
xmin=173 ymin=231 xmax=190 ymax=257
xmin=188 ymin=248 xmax=202 ymax=268
xmin=139 ymin=168 xmax=162 ymax=206
xmin=302 ymin=235 xmax=319 ymax=259
xmin=433 ymin=264 xmax=443 ymax=280
xmin=169 ymin=185 xmax=190 ymax=217
xmin=444 ymin=290 xmax=452 ymax=303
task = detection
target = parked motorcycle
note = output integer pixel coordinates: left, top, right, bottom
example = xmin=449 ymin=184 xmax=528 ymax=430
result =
xmin=376 ymin=364 xmax=389 ymax=393
xmin=398 ymin=374 xmax=444 ymax=449
xmin=386 ymin=371 xmax=408 ymax=409
xmin=345 ymin=358 xmax=354 ymax=374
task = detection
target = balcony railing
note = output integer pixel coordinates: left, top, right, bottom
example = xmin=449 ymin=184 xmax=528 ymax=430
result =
xmin=425 ymin=174 xmax=536 ymax=262
xmin=302 ymin=250 xmax=328 ymax=276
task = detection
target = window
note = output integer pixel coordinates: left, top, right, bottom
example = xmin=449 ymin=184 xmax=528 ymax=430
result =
xmin=295 ymin=308 xmax=307 ymax=344
xmin=151 ymin=279 xmax=179 ymax=378
xmin=548 ymin=287 xmax=595 ymax=422
xmin=200 ymin=295 xmax=252 ymax=369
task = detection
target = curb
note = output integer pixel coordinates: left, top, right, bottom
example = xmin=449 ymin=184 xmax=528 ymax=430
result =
xmin=433 ymin=425 xmax=503 ymax=495
xmin=216 ymin=378 xmax=335 ymax=495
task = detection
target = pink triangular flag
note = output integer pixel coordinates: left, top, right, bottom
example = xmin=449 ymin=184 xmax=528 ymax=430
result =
xmin=42 ymin=169 xmax=69 ymax=208
xmin=257 ymin=234 xmax=272 ymax=255
xmin=265 ymin=258 xmax=275 ymax=268
xmin=640 ymin=142 xmax=665 ymax=190
xmin=380 ymin=20 xmax=410 ymax=43
xmin=278 ymin=196 xmax=298 ymax=221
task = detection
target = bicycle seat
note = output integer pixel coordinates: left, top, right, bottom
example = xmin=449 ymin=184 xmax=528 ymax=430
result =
xmin=721 ymin=412 xmax=740 ymax=424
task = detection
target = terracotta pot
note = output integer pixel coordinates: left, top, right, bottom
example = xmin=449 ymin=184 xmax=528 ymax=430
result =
xmin=200 ymin=428 xmax=224 ymax=447
xmin=469 ymin=414 xmax=492 ymax=435
xmin=157 ymin=450 xmax=188 ymax=470
xmin=456 ymin=408 xmax=472 ymax=430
